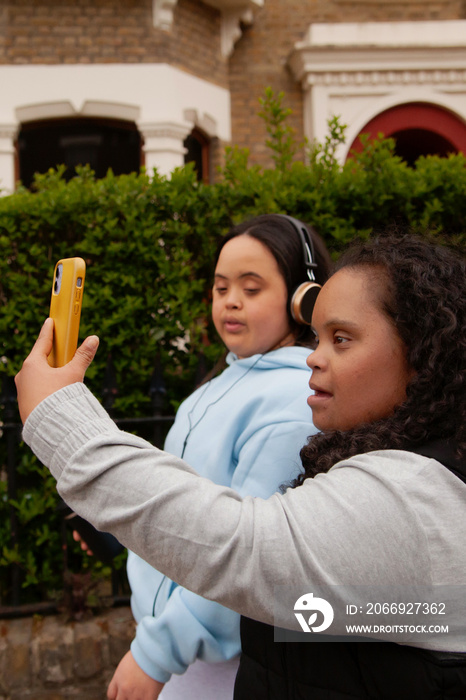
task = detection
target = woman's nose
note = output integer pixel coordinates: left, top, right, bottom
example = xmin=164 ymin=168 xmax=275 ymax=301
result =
xmin=307 ymin=346 xmax=322 ymax=370
xmin=225 ymin=290 xmax=241 ymax=308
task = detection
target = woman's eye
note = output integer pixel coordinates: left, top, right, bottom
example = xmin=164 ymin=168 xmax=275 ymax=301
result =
xmin=335 ymin=335 xmax=349 ymax=344
xmin=214 ymin=287 xmax=227 ymax=294
xmin=245 ymin=288 xmax=260 ymax=295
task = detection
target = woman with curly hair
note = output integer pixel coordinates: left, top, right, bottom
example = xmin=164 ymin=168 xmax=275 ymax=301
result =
xmin=16 ymin=233 xmax=466 ymax=699
xmin=296 ymin=233 xmax=465 ymax=480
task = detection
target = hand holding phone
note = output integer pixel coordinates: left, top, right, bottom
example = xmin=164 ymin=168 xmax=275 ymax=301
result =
xmin=16 ymin=318 xmax=99 ymax=424
xmin=48 ymin=257 xmax=86 ymax=367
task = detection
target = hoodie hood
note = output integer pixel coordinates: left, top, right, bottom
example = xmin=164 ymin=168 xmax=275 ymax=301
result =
xmin=226 ymin=345 xmax=311 ymax=372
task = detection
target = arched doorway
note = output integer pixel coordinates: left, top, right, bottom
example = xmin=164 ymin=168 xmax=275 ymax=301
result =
xmin=17 ymin=118 xmax=142 ymax=188
xmin=348 ymin=103 xmax=466 ymax=166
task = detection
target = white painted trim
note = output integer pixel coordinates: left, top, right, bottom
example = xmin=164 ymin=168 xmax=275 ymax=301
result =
xmin=217 ymin=1 xmax=263 ymax=57
xmin=0 ymin=125 xmax=17 ymax=196
xmin=288 ymin=21 xmax=466 ymax=163
xmin=139 ymin=121 xmax=190 ymax=175
xmin=220 ymin=8 xmax=256 ymax=57
xmin=303 ymin=20 xmax=466 ymax=48
xmin=183 ymin=109 xmax=218 ymax=137
xmin=15 ymin=100 xmax=141 ymax=124
xmin=152 ymin=0 xmax=178 ymax=31
xmin=0 ymin=63 xmax=231 ymax=192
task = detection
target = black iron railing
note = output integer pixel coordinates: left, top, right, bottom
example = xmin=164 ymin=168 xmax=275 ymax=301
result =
xmin=0 ymin=354 xmax=200 ymax=618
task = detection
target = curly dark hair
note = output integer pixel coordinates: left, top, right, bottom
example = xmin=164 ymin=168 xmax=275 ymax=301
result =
xmin=294 ymin=232 xmax=466 ymax=485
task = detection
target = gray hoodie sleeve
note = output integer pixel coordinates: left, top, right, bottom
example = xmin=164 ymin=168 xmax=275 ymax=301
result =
xmin=23 ymin=383 xmax=434 ymax=629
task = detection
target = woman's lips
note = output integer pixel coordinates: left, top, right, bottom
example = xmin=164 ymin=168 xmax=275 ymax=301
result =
xmin=224 ymin=319 xmax=244 ymax=333
xmin=307 ymin=385 xmax=332 ymax=407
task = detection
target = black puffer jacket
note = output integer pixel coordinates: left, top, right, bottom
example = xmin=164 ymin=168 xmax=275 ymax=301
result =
xmin=235 ymin=617 xmax=466 ymax=699
xmin=234 ymin=441 xmax=466 ymax=700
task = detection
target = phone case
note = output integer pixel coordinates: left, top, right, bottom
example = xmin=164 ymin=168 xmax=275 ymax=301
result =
xmin=48 ymin=257 xmax=86 ymax=367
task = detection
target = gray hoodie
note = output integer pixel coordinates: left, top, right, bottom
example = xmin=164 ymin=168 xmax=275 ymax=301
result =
xmin=24 ymin=382 xmax=466 ymax=652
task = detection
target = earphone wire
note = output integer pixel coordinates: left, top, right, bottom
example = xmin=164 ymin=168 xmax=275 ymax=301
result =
xmin=181 ymin=352 xmax=264 ymax=459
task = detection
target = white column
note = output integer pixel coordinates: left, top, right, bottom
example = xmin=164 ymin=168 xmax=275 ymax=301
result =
xmin=0 ymin=126 xmax=17 ymax=194
xmin=139 ymin=122 xmax=191 ymax=177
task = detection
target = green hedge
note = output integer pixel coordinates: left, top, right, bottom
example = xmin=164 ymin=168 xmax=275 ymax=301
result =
xmin=1 ymin=94 xmax=465 ymax=610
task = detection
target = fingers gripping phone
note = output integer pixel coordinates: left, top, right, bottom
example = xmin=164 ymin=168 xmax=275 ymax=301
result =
xmin=48 ymin=257 xmax=86 ymax=367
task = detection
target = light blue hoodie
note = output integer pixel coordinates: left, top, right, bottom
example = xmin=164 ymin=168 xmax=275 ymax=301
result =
xmin=127 ymin=346 xmax=317 ymax=683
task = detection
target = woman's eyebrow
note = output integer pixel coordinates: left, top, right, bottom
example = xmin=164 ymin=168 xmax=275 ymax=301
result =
xmin=323 ymin=318 xmax=359 ymax=330
xmin=238 ymin=272 xmax=263 ymax=280
xmin=214 ymin=272 xmax=264 ymax=281
xmin=312 ymin=319 xmax=359 ymax=333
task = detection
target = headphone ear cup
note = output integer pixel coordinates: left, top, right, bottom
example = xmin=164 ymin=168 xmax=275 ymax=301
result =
xmin=290 ymin=282 xmax=321 ymax=325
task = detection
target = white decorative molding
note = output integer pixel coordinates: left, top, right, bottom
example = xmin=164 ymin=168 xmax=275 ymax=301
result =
xmin=219 ymin=7 xmax=252 ymax=57
xmin=301 ymin=69 xmax=466 ymax=89
xmin=288 ymin=21 xmax=466 ymax=162
xmin=153 ymin=0 xmax=263 ymax=56
xmin=80 ymin=101 xmax=140 ymax=121
xmin=183 ymin=108 xmax=218 ymax=136
xmin=300 ymin=20 xmax=466 ymax=48
xmin=0 ymin=63 xmax=231 ymax=190
xmin=0 ymin=124 xmax=18 ymax=146
xmin=0 ymin=124 xmax=18 ymax=194
xmin=138 ymin=120 xmax=192 ymax=175
xmin=16 ymin=101 xmax=76 ymax=123
xmin=138 ymin=120 xmax=191 ymax=145
xmin=205 ymin=0 xmax=264 ymax=57
xmin=152 ymin=0 xmax=178 ymax=31
xmin=16 ymin=100 xmax=140 ymax=124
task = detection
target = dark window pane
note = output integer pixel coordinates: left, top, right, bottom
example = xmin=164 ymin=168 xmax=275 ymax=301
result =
xmin=18 ymin=118 xmax=141 ymax=188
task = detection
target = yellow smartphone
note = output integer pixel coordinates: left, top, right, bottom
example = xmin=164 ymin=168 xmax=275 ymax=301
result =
xmin=48 ymin=257 xmax=86 ymax=367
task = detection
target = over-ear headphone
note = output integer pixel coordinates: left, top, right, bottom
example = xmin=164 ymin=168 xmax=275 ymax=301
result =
xmin=278 ymin=214 xmax=321 ymax=326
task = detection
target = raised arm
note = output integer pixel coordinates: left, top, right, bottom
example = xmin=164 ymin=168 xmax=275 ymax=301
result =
xmin=16 ymin=323 xmax=428 ymax=631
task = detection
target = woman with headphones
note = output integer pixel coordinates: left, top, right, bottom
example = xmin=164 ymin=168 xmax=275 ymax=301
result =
xmin=105 ymin=214 xmax=331 ymax=700
xmin=17 ymin=231 xmax=466 ymax=699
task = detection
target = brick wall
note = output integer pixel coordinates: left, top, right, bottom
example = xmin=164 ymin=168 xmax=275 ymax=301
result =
xmin=0 ymin=0 xmax=228 ymax=87
xmin=229 ymin=0 xmax=466 ymax=167
xmin=3 ymin=0 xmax=464 ymax=172
xmin=1 ymin=1 xmax=465 ymax=191
xmin=0 ymin=607 xmax=135 ymax=700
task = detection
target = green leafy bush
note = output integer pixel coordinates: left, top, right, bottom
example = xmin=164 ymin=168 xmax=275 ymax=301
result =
xmin=0 ymin=91 xmax=464 ymax=608
xmin=0 ymin=165 xmax=231 ymax=607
